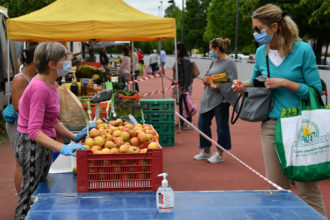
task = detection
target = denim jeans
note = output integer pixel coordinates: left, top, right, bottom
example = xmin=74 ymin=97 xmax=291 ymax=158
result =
xmin=198 ymin=103 xmax=231 ymax=152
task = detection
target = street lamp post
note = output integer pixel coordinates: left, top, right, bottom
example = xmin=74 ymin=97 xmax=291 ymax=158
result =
xmin=168 ymin=0 xmax=184 ymax=42
xmin=234 ymin=0 xmax=240 ymax=59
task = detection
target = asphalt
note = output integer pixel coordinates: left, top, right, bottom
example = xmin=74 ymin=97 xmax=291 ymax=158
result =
xmin=0 ymin=68 xmax=329 ymax=219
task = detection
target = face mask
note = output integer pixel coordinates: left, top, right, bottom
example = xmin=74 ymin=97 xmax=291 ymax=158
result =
xmin=253 ymin=29 xmax=273 ymax=45
xmin=209 ymin=51 xmax=217 ymax=58
xmin=57 ymin=60 xmax=72 ymax=77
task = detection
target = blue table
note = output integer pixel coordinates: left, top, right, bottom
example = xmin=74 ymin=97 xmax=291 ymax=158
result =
xmin=27 ymin=173 xmax=325 ymax=220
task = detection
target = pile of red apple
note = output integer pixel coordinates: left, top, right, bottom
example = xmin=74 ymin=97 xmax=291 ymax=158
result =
xmin=82 ymin=119 xmax=161 ymax=154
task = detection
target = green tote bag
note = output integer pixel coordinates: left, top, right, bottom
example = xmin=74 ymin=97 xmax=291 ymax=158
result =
xmin=275 ymin=87 xmax=330 ymax=182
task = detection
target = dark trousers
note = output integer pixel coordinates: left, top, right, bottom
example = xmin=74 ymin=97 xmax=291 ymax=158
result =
xmin=134 ymin=70 xmax=139 ymax=92
xmin=150 ymin=63 xmax=158 ymax=75
xmin=179 ymin=93 xmax=192 ymax=125
xmin=198 ymin=103 xmax=231 ymax=152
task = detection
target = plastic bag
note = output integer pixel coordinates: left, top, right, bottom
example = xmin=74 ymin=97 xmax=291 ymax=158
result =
xmin=2 ymin=104 xmax=18 ymax=123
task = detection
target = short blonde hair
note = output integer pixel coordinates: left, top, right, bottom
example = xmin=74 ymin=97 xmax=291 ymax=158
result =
xmin=34 ymin=42 xmax=68 ymax=74
xmin=252 ymin=4 xmax=301 ymax=57
xmin=210 ymin=38 xmax=231 ymax=53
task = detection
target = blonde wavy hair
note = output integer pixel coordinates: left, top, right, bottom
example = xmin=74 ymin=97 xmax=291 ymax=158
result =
xmin=252 ymin=4 xmax=301 ymax=58
xmin=210 ymin=38 xmax=231 ymax=54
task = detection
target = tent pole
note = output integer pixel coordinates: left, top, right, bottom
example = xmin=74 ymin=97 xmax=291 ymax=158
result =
xmin=158 ymin=41 xmax=164 ymax=98
xmin=131 ymin=41 xmax=134 ymax=92
xmin=174 ymin=37 xmax=181 ymax=132
xmin=7 ymin=39 xmax=10 ymax=104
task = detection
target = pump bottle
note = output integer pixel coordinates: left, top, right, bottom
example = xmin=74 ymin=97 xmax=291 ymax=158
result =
xmin=156 ymin=173 xmax=174 ymax=213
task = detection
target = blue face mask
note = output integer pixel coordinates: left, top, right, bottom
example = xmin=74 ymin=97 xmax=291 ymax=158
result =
xmin=57 ymin=60 xmax=72 ymax=77
xmin=209 ymin=51 xmax=217 ymax=58
xmin=253 ymin=29 xmax=273 ymax=45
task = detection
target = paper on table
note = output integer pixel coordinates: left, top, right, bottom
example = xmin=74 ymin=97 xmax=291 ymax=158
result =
xmin=49 ymin=154 xmax=76 ymax=173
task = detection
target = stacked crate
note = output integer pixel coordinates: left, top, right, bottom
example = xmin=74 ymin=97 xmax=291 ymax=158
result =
xmin=140 ymin=99 xmax=175 ymax=146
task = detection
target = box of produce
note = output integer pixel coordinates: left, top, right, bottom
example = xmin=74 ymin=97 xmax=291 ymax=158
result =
xmin=76 ymin=119 xmax=162 ymax=192
xmin=113 ymin=91 xmax=143 ymax=117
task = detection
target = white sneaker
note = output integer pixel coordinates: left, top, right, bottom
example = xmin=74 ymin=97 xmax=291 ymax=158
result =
xmin=207 ymin=152 xmax=224 ymax=163
xmin=194 ymin=150 xmax=213 ymax=160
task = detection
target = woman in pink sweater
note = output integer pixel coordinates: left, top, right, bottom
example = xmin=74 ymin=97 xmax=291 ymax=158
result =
xmin=14 ymin=42 xmax=86 ymax=220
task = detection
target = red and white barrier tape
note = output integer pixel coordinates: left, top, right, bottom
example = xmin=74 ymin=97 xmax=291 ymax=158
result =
xmin=141 ymin=82 xmax=178 ymax=97
xmin=175 ymin=112 xmax=284 ymax=191
xmin=126 ymin=72 xmax=162 ymax=85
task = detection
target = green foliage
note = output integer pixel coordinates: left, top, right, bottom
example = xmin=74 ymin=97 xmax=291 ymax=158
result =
xmin=0 ymin=0 xmax=9 ymax=8
xmin=204 ymin=0 xmax=237 ymax=52
xmin=8 ymin=0 xmax=55 ymax=18
xmin=184 ymin=0 xmax=211 ymax=54
xmin=165 ymin=3 xmax=182 ymax=41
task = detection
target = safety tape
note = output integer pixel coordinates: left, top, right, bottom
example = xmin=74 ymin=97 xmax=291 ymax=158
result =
xmin=175 ymin=112 xmax=284 ymax=191
xmin=141 ymin=82 xmax=178 ymax=97
xmin=126 ymin=72 xmax=162 ymax=85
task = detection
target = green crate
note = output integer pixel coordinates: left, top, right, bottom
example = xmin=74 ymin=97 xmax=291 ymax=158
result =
xmin=159 ymin=135 xmax=175 ymax=146
xmin=144 ymin=112 xmax=174 ymax=123
xmin=140 ymin=99 xmax=175 ymax=112
xmin=152 ymin=123 xmax=175 ymax=136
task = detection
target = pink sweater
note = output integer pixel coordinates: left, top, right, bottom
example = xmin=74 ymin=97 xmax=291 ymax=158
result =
xmin=17 ymin=78 xmax=60 ymax=140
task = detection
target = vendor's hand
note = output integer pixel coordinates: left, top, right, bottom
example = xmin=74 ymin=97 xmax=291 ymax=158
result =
xmin=203 ymin=76 xmax=212 ymax=86
xmin=232 ymin=80 xmax=244 ymax=93
xmin=264 ymin=78 xmax=286 ymax=89
xmin=73 ymin=123 xmax=97 ymax=143
xmin=60 ymin=144 xmax=86 ymax=157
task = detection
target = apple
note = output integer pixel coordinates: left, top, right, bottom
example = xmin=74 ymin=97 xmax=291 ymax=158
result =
xmin=94 ymin=150 xmax=103 ymax=154
xmin=114 ymin=136 xmax=124 ymax=143
xmin=121 ymin=131 xmax=130 ymax=141
xmin=109 ymin=120 xmax=119 ymax=127
xmin=104 ymin=140 xmax=116 ymax=149
xmin=143 ymin=125 xmax=152 ymax=130
xmin=96 ymin=119 xmax=103 ymax=126
xmin=112 ymin=130 xmax=121 ymax=137
xmin=138 ymin=132 xmax=148 ymax=143
xmin=89 ymin=128 xmax=100 ymax=138
xmin=94 ymin=136 xmax=105 ymax=147
xmin=110 ymin=148 xmax=119 ymax=154
xmin=85 ymin=138 xmax=95 ymax=147
xmin=122 ymin=128 xmax=130 ymax=132
xmin=125 ymin=123 xmax=134 ymax=130
xmin=140 ymin=148 xmax=148 ymax=153
xmin=148 ymin=142 xmax=160 ymax=149
xmin=119 ymin=144 xmax=130 ymax=153
xmin=115 ymin=140 xmax=124 ymax=148
xmin=129 ymin=130 xmax=138 ymax=137
xmin=146 ymin=129 xmax=156 ymax=135
xmin=101 ymin=148 xmax=111 ymax=154
xmin=105 ymin=133 xmax=113 ymax=141
xmin=129 ymin=146 xmax=140 ymax=153
xmin=91 ymin=145 xmax=101 ymax=153
xmin=147 ymin=134 xmax=155 ymax=142
xmin=99 ymin=129 xmax=106 ymax=135
xmin=130 ymin=137 xmax=140 ymax=146
xmin=116 ymin=118 xmax=123 ymax=125
xmin=83 ymin=144 xmax=91 ymax=150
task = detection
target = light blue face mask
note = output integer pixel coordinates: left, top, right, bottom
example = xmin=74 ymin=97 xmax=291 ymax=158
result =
xmin=209 ymin=51 xmax=217 ymax=58
xmin=57 ymin=60 xmax=72 ymax=77
xmin=253 ymin=29 xmax=273 ymax=45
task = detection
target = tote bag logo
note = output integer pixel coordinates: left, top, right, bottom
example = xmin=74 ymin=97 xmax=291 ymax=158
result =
xmin=296 ymin=119 xmax=327 ymax=147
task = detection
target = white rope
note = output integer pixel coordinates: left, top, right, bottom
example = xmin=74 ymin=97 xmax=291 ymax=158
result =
xmin=175 ymin=111 xmax=284 ymax=191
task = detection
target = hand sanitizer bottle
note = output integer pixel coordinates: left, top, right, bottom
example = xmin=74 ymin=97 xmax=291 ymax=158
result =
xmin=156 ymin=173 xmax=174 ymax=213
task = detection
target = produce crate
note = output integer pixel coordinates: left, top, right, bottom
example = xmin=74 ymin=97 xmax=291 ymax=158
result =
xmin=140 ymin=99 xmax=175 ymax=112
xmin=143 ymin=112 xmax=174 ymax=124
xmin=158 ymin=135 xmax=175 ymax=146
xmin=152 ymin=122 xmax=175 ymax=136
xmin=76 ymin=148 xmax=163 ymax=192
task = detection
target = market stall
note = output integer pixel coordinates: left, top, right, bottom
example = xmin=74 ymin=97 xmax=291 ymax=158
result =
xmin=6 ymin=0 xmax=178 ymax=126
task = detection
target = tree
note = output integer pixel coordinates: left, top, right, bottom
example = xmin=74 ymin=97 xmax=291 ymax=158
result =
xmin=204 ymin=0 xmax=238 ymax=53
xmin=8 ymin=0 xmax=55 ymax=18
xmin=0 ymin=0 xmax=9 ymax=8
xmin=184 ymin=0 xmax=211 ymax=54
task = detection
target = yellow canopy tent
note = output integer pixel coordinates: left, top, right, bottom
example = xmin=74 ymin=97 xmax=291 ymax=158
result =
xmin=6 ymin=0 xmax=176 ymax=42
